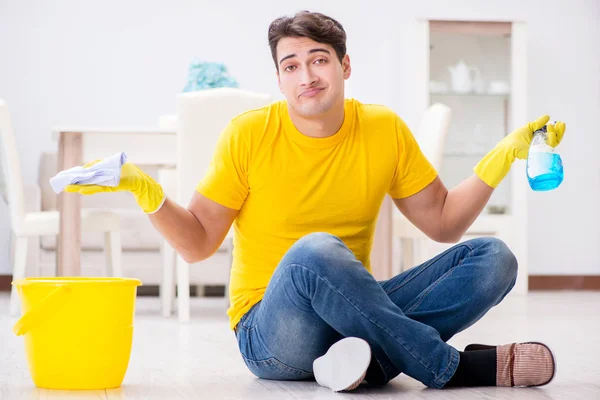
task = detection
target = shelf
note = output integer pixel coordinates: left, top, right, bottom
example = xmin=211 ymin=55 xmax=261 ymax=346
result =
xmin=429 ymin=21 xmax=512 ymax=37
xmin=443 ymin=152 xmax=487 ymax=157
xmin=430 ymin=91 xmax=509 ymax=97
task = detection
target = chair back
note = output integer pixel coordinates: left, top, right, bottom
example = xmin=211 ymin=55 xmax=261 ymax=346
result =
xmin=0 ymin=99 xmax=27 ymax=233
xmin=175 ymin=88 xmax=272 ymax=204
xmin=415 ymin=103 xmax=452 ymax=170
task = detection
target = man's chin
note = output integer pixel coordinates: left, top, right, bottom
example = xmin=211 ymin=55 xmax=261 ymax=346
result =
xmin=292 ymin=101 xmax=331 ymax=118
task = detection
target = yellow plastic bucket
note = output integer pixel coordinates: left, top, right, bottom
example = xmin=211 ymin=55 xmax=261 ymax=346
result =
xmin=12 ymin=277 xmax=142 ymax=390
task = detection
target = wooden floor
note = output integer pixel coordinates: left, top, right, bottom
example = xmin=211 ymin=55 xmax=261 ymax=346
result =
xmin=1 ymin=291 xmax=599 ymax=399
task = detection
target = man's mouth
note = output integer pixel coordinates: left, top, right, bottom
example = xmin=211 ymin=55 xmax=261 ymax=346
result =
xmin=299 ymin=87 xmax=324 ymax=98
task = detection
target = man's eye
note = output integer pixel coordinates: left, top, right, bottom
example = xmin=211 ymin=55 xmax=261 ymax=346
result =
xmin=315 ymin=58 xmax=327 ymax=64
xmin=284 ymin=65 xmax=296 ymax=72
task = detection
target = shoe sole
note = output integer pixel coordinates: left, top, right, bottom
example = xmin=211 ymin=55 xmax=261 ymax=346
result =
xmin=313 ymin=337 xmax=371 ymax=392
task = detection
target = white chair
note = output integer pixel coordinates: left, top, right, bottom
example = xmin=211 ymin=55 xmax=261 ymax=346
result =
xmin=414 ymin=103 xmax=452 ymax=171
xmin=160 ymin=88 xmax=272 ymax=321
xmin=393 ymin=104 xmax=524 ymax=282
xmin=0 ymin=99 xmax=123 ymax=316
xmin=393 ymin=103 xmax=452 ymax=273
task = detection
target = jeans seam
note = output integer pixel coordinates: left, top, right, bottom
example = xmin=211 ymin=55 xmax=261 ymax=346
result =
xmin=288 ymin=263 xmax=445 ymax=383
xmin=386 ymin=243 xmax=474 ymax=297
xmin=244 ymin=355 xmax=313 ymax=375
xmin=405 ymin=247 xmax=474 ymax=314
xmin=433 ymin=347 xmax=460 ymax=388
xmin=373 ymin=354 xmax=397 ymax=384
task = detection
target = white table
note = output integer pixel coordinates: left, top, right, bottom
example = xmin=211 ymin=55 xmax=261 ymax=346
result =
xmin=52 ymin=127 xmax=176 ymax=276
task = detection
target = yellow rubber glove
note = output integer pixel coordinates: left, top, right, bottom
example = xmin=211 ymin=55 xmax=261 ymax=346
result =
xmin=474 ymin=116 xmax=566 ymax=188
xmin=65 ymin=162 xmax=165 ymax=214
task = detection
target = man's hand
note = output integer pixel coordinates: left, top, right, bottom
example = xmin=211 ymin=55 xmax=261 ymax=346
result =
xmin=474 ymin=115 xmax=566 ymax=188
xmin=65 ymin=162 xmax=165 ymax=213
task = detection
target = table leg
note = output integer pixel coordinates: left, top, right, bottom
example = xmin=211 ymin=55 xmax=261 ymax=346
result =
xmin=371 ymin=196 xmax=393 ymax=280
xmin=57 ymin=132 xmax=82 ymax=276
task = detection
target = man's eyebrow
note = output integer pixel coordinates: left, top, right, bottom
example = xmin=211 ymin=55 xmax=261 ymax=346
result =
xmin=278 ymin=48 xmax=332 ymax=65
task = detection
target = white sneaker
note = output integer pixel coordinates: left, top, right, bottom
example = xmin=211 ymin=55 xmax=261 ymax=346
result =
xmin=313 ymin=337 xmax=371 ymax=392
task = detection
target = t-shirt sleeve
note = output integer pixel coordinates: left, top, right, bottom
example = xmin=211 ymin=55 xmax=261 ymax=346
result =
xmin=195 ymin=121 xmax=249 ymax=210
xmin=388 ymin=115 xmax=438 ymax=199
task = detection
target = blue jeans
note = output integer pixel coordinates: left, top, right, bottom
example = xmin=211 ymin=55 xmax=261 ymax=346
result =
xmin=234 ymin=233 xmax=517 ymax=389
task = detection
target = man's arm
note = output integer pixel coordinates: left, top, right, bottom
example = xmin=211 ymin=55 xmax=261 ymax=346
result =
xmin=148 ymin=192 xmax=239 ymax=264
xmin=393 ymin=175 xmax=493 ymax=243
xmin=66 ymin=161 xmax=240 ymax=264
xmin=392 ymin=116 xmax=566 ymax=243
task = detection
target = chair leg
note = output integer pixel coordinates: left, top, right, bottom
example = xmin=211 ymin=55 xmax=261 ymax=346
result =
xmin=160 ymin=239 xmax=176 ymax=317
xmin=10 ymin=237 xmax=28 ymax=317
xmin=104 ymin=231 xmax=122 ymax=277
xmin=225 ymin=236 xmax=233 ymax=308
xmin=176 ymin=255 xmax=190 ymax=322
xmin=400 ymin=238 xmax=414 ymax=272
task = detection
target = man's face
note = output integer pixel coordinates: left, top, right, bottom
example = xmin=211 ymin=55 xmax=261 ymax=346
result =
xmin=276 ymin=37 xmax=351 ymax=118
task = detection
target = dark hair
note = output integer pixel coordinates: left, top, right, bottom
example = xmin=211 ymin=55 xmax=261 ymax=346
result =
xmin=268 ymin=11 xmax=347 ymax=70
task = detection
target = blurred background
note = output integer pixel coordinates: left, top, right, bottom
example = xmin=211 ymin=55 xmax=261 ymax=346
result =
xmin=0 ymin=0 xmax=598 ymax=292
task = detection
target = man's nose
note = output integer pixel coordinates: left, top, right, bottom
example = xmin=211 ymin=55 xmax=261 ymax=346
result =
xmin=299 ymin=67 xmax=318 ymax=87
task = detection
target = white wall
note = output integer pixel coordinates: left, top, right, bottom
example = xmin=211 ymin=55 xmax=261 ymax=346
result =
xmin=0 ymin=0 xmax=598 ymax=275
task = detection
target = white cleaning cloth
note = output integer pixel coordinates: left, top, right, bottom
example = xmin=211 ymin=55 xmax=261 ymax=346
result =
xmin=49 ymin=152 xmax=127 ymax=194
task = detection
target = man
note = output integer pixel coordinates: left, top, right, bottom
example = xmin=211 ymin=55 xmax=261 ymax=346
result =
xmin=68 ymin=10 xmax=565 ymax=392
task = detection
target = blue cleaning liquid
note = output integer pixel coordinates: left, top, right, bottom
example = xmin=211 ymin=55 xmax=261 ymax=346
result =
xmin=526 ymin=152 xmax=564 ymax=191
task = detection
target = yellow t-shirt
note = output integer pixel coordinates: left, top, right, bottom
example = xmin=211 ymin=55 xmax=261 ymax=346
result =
xmin=196 ymin=98 xmax=437 ymax=330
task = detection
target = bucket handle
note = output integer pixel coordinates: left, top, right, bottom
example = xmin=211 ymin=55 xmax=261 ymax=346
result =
xmin=13 ymin=284 xmax=71 ymax=336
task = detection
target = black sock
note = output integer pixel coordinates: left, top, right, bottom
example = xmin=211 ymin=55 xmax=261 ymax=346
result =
xmin=443 ymin=349 xmax=497 ymax=387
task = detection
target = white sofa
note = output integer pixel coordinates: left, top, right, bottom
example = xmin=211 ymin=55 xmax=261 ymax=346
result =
xmin=31 ymin=152 xmax=230 ymax=290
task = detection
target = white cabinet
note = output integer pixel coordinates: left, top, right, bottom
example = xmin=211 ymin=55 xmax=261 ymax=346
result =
xmin=410 ymin=19 xmax=529 ymax=294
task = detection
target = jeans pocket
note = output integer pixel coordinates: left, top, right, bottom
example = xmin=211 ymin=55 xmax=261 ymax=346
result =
xmin=242 ymin=356 xmax=313 ymax=381
xmin=238 ymin=302 xmax=261 ymax=331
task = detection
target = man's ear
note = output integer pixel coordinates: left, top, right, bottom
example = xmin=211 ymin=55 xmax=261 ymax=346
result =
xmin=342 ymin=54 xmax=351 ymax=79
